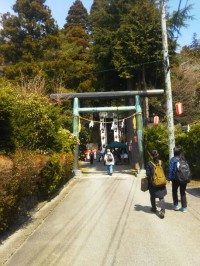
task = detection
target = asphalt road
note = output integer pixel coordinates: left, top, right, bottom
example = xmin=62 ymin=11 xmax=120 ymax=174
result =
xmin=1 ymin=161 xmax=200 ymax=266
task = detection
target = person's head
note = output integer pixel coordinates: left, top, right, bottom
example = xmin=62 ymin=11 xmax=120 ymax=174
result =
xmin=150 ymin=149 xmax=159 ymax=159
xmin=173 ymin=147 xmax=182 ymax=157
xmin=107 ymin=149 xmax=110 ymax=153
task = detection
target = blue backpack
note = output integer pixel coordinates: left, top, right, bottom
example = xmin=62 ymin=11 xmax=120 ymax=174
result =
xmin=176 ymin=158 xmax=191 ymax=184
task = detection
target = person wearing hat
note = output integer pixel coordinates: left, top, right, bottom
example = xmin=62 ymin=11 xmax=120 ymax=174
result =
xmin=104 ymin=149 xmax=115 ymax=176
xmin=146 ymin=149 xmax=167 ymax=219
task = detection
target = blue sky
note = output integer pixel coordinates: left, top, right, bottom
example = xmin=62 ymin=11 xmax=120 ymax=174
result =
xmin=1 ymin=0 xmax=199 ymax=49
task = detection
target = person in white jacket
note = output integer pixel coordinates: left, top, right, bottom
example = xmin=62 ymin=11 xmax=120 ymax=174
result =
xmin=104 ymin=149 xmax=115 ymax=176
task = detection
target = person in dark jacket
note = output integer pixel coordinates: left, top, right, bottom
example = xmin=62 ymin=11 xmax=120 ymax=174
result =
xmin=146 ymin=149 xmax=167 ymax=219
xmin=168 ymin=147 xmax=188 ymax=213
xmin=89 ymin=150 xmax=94 ymax=164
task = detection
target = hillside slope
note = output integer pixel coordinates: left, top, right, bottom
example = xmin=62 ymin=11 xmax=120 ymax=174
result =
xmin=172 ymin=61 xmax=200 ymax=125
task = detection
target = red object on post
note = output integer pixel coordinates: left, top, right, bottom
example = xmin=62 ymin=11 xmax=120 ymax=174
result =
xmin=175 ymin=102 xmax=184 ymax=115
xmin=129 ymin=144 xmax=132 ymax=151
xmin=154 ymin=115 xmax=159 ymax=126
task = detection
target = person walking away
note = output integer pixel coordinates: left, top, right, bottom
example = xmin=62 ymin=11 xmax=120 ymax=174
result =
xmin=96 ymin=150 xmax=101 ymax=162
xmin=104 ymin=149 xmax=115 ymax=176
xmin=146 ymin=149 xmax=167 ymax=219
xmin=89 ymin=150 xmax=94 ymax=164
xmin=100 ymin=145 xmax=106 ymax=161
xmin=168 ymin=147 xmax=191 ymax=213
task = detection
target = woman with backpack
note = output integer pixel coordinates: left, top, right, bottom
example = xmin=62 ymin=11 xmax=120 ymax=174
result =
xmin=104 ymin=149 xmax=115 ymax=176
xmin=146 ymin=149 xmax=167 ymax=219
xmin=168 ymin=147 xmax=190 ymax=213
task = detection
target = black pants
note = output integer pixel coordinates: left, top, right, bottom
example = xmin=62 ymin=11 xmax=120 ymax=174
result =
xmin=172 ymin=180 xmax=187 ymax=208
xmin=150 ymin=196 xmax=165 ymax=212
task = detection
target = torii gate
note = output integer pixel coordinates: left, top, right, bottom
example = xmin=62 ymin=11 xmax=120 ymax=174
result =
xmin=51 ymin=90 xmax=164 ymax=175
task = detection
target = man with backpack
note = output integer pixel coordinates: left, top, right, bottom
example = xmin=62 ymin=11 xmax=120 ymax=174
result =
xmin=146 ymin=149 xmax=167 ymax=219
xmin=104 ymin=149 xmax=115 ymax=176
xmin=168 ymin=147 xmax=191 ymax=213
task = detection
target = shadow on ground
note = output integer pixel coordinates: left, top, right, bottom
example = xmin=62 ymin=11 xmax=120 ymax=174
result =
xmin=80 ymin=160 xmax=133 ymax=173
xmin=134 ymin=202 xmax=174 ymax=213
xmin=186 ymin=187 xmax=200 ymax=198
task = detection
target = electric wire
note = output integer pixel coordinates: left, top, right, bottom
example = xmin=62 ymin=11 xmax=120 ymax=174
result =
xmin=84 ymin=59 xmax=163 ymax=76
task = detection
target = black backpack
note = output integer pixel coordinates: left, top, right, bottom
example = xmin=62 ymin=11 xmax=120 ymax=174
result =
xmin=176 ymin=157 xmax=191 ymax=184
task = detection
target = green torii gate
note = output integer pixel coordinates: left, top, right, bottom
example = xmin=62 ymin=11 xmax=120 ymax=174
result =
xmin=51 ymin=90 xmax=164 ymax=175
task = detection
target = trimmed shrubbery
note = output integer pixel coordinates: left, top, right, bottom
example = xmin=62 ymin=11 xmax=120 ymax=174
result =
xmin=0 ymin=84 xmax=78 ymax=235
xmin=0 ymin=150 xmax=74 ymax=234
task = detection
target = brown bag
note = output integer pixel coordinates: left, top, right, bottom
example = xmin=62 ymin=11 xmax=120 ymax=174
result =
xmin=141 ymin=177 xmax=149 ymax=192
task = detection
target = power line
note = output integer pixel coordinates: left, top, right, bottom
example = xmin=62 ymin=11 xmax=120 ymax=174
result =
xmin=85 ymin=59 xmax=164 ymax=76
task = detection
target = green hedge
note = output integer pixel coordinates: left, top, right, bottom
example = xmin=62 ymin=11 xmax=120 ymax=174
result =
xmin=0 ymin=85 xmax=79 ymax=153
xmin=0 ymin=151 xmax=74 ymax=234
xmin=38 ymin=152 xmax=74 ymax=199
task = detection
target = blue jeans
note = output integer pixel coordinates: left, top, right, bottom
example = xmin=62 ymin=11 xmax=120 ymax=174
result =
xmin=107 ymin=165 xmax=113 ymax=174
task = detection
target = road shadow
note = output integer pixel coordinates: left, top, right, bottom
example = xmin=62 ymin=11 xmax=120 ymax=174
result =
xmin=134 ymin=204 xmax=152 ymax=213
xmin=134 ymin=202 xmax=173 ymax=213
xmin=186 ymin=187 xmax=200 ymax=198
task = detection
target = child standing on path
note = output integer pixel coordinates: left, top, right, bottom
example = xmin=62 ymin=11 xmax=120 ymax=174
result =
xmin=104 ymin=149 xmax=115 ymax=176
xmin=146 ymin=149 xmax=167 ymax=219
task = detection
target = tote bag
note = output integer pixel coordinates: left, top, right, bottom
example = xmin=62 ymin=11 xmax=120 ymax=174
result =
xmin=141 ymin=177 xmax=148 ymax=192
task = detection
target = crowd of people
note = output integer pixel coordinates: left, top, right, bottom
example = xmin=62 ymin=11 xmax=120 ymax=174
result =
xmin=85 ymin=147 xmax=129 ymax=165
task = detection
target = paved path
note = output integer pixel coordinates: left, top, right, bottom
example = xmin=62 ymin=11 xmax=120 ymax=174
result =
xmin=1 ymin=161 xmax=200 ymax=266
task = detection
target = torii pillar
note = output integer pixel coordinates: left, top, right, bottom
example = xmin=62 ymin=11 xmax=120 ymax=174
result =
xmin=135 ymin=95 xmax=145 ymax=171
xmin=73 ymin=98 xmax=82 ymax=176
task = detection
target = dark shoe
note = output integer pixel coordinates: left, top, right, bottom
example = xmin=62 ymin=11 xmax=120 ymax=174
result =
xmin=151 ymin=207 xmax=157 ymax=213
xmin=159 ymin=210 xmax=165 ymax=219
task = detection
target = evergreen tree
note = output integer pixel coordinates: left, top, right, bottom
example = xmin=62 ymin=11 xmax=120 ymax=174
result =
xmin=167 ymin=2 xmax=193 ymax=41
xmin=90 ymin=0 xmax=193 ymax=92
xmin=62 ymin=0 xmax=94 ymax=92
xmin=181 ymin=33 xmax=200 ymax=60
xmin=64 ymin=0 xmax=89 ymax=53
xmin=65 ymin=0 xmax=88 ymax=31
xmin=90 ymin=0 xmax=126 ymax=92
xmin=112 ymin=0 xmax=163 ymax=82
xmin=0 ymin=0 xmax=59 ymax=81
xmin=90 ymin=0 xmax=163 ymax=91
xmin=190 ymin=33 xmax=200 ymax=57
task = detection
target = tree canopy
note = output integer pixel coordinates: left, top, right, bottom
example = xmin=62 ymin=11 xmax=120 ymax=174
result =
xmin=0 ymin=0 xmax=197 ymax=124
xmin=90 ymin=0 xmax=165 ymax=91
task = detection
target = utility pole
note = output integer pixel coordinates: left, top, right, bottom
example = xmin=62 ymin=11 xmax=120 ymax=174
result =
xmin=160 ymin=0 xmax=175 ymax=160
